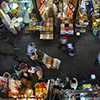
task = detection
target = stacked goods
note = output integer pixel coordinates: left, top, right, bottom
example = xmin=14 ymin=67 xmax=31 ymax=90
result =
xmin=75 ymin=8 xmax=88 ymax=27
xmin=10 ymin=23 xmax=17 ymax=34
xmin=92 ymin=0 xmax=100 ymax=36
xmin=2 ymin=14 xmax=11 ymax=32
xmin=10 ymin=3 xmax=22 ymax=17
xmin=35 ymin=82 xmax=47 ymax=99
xmin=40 ymin=18 xmax=54 ymax=40
xmin=29 ymin=18 xmax=41 ymax=31
xmin=60 ymin=3 xmax=75 ymax=35
xmin=75 ymin=8 xmax=88 ymax=35
xmin=60 ymin=19 xmax=73 ymax=35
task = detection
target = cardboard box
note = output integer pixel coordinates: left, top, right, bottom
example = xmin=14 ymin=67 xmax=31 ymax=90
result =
xmin=46 ymin=57 xmax=52 ymax=64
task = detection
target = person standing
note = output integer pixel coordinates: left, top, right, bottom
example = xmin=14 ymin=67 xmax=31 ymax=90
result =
xmin=35 ymin=66 xmax=43 ymax=80
xmin=14 ymin=65 xmax=22 ymax=78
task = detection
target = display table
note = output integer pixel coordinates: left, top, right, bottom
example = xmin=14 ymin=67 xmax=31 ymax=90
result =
xmin=35 ymin=82 xmax=49 ymax=99
xmin=92 ymin=0 xmax=100 ymax=36
xmin=59 ymin=3 xmax=75 ymax=35
xmin=75 ymin=8 xmax=88 ymax=35
xmin=60 ymin=19 xmax=74 ymax=35
xmin=40 ymin=17 xmax=54 ymax=40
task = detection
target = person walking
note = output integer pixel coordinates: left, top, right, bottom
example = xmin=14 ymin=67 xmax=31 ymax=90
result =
xmin=94 ymin=53 xmax=100 ymax=65
xmin=67 ymin=42 xmax=75 ymax=56
xmin=58 ymin=35 xmax=69 ymax=49
xmin=27 ymin=42 xmax=36 ymax=56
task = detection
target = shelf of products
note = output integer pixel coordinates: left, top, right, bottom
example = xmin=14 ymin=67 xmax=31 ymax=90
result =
xmin=75 ymin=8 xmax=88 ymax=35
xmin=60 ymin=3 xmax=75 ymax=35
xmin=29 ymin=18 xmax=40 ymax=31
xmin=34 ymin=82 xmax=48 ymax=99
xmin=92 ymin=0 xmax=100 ymax=36
xmin=40 ymin=17 xmax=54 ymax=40
xmin=60 ymin=19 xmax=73 ymax=35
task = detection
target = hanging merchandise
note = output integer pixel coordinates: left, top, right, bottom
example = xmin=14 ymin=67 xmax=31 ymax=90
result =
xmin=81 ymin=0 xmax=86 ymax=11
xmin=23 ymin=10 xmax=30 ymax=24
xmin=67 ymin=3 xmax=75 ymax=20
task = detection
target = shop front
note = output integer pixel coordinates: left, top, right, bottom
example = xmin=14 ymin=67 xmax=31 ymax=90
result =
xmin=92 ymin=0 xmax=100 ymax=38
xmin=0 ymin=73 xmax=50 ymax=99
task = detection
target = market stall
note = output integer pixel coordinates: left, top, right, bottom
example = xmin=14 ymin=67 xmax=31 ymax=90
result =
xmin=92 ymin=0 xmax=100 ymax=37
xmin=38 ymin=0 xmax=54 ymax=40
xmin=40 ymin=17 xmax=54 ymax=40
xmin=75 ymin=7 xmax=89 ymax=35
xmin=0 ymin=0 xmax=42 ymax=34
xmin=34 ymin=80 xmax=50 ymax=99
xmin=0 ymin=1 xmax=31 ymax=34
xmin=60 ymin=2 xmax=75 ymax=35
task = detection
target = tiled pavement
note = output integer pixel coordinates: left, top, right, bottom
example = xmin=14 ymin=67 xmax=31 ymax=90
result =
xmin=0 ymin=25 xmax=100 ymax=86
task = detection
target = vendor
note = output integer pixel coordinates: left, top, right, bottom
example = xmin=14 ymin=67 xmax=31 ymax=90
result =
xmin=30 ymin=49 xmax=45 ymax=62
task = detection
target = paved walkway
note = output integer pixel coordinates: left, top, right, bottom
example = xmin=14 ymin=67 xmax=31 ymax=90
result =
xmin=0 ymin=25 xmax=100 ymax=85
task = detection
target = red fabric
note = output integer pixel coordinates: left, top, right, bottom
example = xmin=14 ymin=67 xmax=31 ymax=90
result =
xmin=65 ymin=27 xmax=69 ymax=30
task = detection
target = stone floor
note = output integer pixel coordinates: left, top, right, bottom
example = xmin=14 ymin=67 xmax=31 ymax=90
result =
xmin=0 ymin=24 xmax=100 ymax=87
